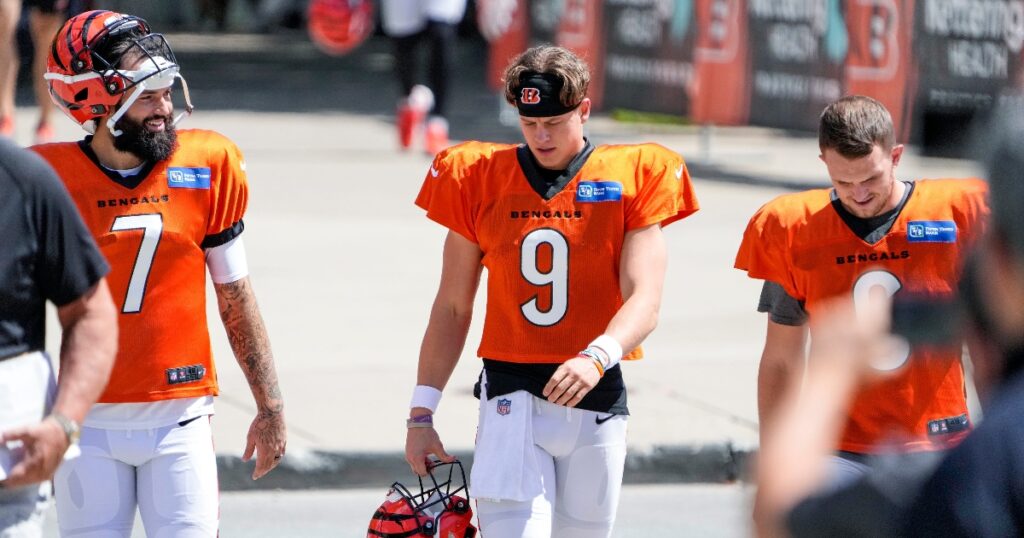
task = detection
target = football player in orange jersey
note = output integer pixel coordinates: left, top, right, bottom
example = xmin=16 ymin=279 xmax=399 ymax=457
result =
xmin=32 ymin=10 xmax=286 ymax=536
xmin=734 ymin=96 xmax=988 ymax=525
xmin=405 ymin=45 xmax=699 ymax=537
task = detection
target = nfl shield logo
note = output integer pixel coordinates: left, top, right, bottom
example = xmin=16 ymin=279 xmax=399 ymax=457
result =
xmin=497 ymin=398 xmax=512 ymax=416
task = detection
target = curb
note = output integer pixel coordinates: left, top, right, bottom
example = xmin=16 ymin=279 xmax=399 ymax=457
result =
xmin=216 ymin=444 xmax=755 ymax=491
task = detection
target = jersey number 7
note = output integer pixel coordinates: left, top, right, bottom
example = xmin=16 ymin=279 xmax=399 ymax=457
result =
xmin=110 ymin=214 xmax=163 ymax=314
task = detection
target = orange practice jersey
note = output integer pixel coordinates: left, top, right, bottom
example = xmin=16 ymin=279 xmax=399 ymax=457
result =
xmin=33 ymin=130 xmax=248 ymax=403
xmin=416 ymin=141 xmax=699 ymax=364
xmin=736 ymin=179 xmax=989 ymax=453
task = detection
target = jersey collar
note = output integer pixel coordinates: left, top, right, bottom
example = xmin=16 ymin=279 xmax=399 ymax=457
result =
xmin=516 ymin=138 xmax=596 ymax=201
xmin=77 ymin=136 xmax=158 ymax=190
xmin=830 ymin=181 xmax=916 ymax=245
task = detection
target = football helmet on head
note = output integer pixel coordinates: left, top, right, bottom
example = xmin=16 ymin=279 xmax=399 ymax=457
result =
xmin=45 ymin=9 xmax=193 ymax=136
xmin=307 ymin=0 xmax=374 ymax=56
xmin=368 ymin=459 xmax=477 ymax=538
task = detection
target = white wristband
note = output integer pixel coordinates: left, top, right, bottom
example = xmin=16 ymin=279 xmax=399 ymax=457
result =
xmin=588 ymin=335 xmax=624 ymax=369
xmin=410 ymin=385 xmax=443 ymax=413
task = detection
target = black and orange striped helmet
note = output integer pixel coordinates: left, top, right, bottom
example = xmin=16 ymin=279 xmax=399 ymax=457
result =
xmin=368 ymin=460 xmax=477 ymax=538
xmin=45 ymin=10 xmax=190 ymax=134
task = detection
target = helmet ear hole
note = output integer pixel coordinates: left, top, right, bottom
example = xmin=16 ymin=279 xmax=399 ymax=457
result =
xmin=73 ymin=51 xmax=90 ymax=73
xmin=105 ymin=76 xmax=125 ymax=95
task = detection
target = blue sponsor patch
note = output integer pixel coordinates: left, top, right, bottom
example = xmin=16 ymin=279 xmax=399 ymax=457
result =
xmin=575 ymin=181 xmax=623 ymax=202
xmin=167 ymin=167 xmax=211 ymax=189
xmin=907 ymin=220 xmax=957 ymax=243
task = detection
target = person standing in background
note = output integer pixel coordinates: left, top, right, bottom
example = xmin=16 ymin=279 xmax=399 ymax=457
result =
xmin=381 ymin=0 xmax=466 ymax=155
xmin=0 ymin=0 xmax=86 ymax=143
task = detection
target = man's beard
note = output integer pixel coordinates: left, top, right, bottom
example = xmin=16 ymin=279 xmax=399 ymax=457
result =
xmin=112 ymin=114 xmax=178 ymax=162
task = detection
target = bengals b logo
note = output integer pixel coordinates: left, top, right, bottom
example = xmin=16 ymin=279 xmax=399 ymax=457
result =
xmin=521 ymin=87 xmax=541 ymax=104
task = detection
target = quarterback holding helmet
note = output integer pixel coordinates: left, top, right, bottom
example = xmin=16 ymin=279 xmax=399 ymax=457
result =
xmin=34 ymin=10 xmax=287 ymax=536
xmin=407 ymin=45 xmax=699 ymax=537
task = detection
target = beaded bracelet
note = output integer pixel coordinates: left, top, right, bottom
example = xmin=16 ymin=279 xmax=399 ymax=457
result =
xmin=577 ymin=350 xmax=605 ymax=377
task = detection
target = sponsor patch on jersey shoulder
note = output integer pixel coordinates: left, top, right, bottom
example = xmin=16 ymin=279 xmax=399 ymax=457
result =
xmin=907 ymin=220 xmax=957 ymax=243
xmin=167 ymin=167 xmax=212 ymax=189
xmin=576 ymin=181 xmax=622 ymax=202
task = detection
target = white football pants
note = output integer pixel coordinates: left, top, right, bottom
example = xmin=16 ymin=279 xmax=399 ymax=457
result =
xmin=475 ymin=395 xmax=628 ymax=538
xmin=53 ymin=417 xmax=218 ymax=538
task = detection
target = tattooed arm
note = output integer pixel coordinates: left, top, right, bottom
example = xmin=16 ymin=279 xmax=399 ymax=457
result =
xmin=215 ymin=276 xmax=286 ymax=480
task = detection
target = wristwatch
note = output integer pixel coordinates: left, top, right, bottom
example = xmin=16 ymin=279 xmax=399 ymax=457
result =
xmin=49 ymin=412 xmax=81 ymax=446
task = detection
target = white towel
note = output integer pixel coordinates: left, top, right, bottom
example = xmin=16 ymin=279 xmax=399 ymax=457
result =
xmin=470 ymin=373 xmax=544 ymax=502
xmin=0 ymin=351 xmax=62 ymax=480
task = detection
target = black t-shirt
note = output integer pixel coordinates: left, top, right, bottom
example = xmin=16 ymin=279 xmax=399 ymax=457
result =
xmin=899 ymin=354 xmax=1024 ymax=537
xmin=0 ymin=138 xmax=109 ymax=359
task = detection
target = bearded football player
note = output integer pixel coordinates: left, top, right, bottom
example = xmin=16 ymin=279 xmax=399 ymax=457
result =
xmin=34 ymin=10 xmax=286 ymax=536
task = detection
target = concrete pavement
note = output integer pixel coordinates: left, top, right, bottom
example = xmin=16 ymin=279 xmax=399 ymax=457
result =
xmin=20 ymin=31 xmax=984 ymax=493
xmin=41 ymin=484 xmax=754 ymax=537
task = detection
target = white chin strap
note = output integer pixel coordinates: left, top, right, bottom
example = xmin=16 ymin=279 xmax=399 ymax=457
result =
xmin=105 ymin=56 xmax=194 ymax=137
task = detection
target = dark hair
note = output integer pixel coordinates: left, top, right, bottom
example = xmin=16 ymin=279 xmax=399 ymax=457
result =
xmin=818 ymin=95 xmax=895 ymax=157
xmin=90 ymin=20 xmax=170 ymax=73
xmin=502 ymin=45 xmax=589 ymax=108
xmin=90 ymin=22 xmax=148 ymax=70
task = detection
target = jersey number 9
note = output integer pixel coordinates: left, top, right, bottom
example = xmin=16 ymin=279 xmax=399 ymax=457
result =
xmin=520 ymin=228 xmax=569 ymax=327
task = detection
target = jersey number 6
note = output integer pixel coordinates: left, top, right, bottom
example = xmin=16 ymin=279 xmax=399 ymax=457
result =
xmin=110 ymin=214 xmax=163 ymax=314
xmin=520 ymin=228 xmax=568 ymax=326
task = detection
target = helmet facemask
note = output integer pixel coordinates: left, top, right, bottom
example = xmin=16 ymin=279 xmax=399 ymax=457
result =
xmin=97 ymin=33 xmax=194 ymax=137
